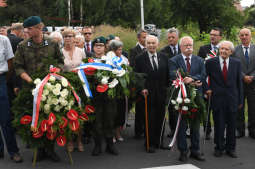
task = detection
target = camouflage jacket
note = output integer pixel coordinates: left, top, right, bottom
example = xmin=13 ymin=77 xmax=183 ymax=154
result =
xmin=14 ymin=35 xmax=63 ymax=76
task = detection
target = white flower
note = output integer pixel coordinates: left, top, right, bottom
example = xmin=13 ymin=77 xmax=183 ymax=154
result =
xmin=49 ymin=76 xmax=56 ymax=82
xmin=174 ymin=105 xmax=179 ymax=110
xmin=116 ymin=69 xmax=126 ymax=77
xmin=101 ymin=76 xmax=109 ymax=84
xmin=108 ymin=78 xmax=119 ymax=88
xmin=45 ymin=83 xmax=53 ymax=90
xmin=54 ymin=105 xmax=61 ymax=112
xmin=34 ymin=78 xmax=41 ymax=85
xmin=61 ymin=78 xmax=68 ymax=87
xmin=52 ymin=98 xmax=59 ymax=105
xmin=55 ymin=83 xmax=62 ymax=90
xmin=53 ymin=88 xmax=60 ymax=96
xmin=112 ymin=69 xmax=119 ymax=75
xmin=60 ymin=89 xmax=69 ymax=98
xmin=47 ymin=97 xmax=52 ymax=104
xmin=60 ymin=100 xmax=68 ymax=106
xmin=44 ymin=104 xmax=50 ymax=112
xmin=184 ymin=98 xmax=190 ymax=103
xmin=69 ymin=100 xmax=74 ymax=106
xmin=43 ymin=89 xmax=49 ymax=96
xmin=182 ymin=106 xmax=188 ymax=111
xmin=171 ymin=100 xmax=176 ymax=105
xmin=41 ymin=95 xmax=46 ymax=101
xmin=176 ymin=98 xmax=183 ymax=104
xmin=106 ymin=51 xmax=116 ymax=58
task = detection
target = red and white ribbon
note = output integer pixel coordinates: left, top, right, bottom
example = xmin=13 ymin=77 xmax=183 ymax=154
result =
xmin=31 ymin=67 xmax=81 ymax=129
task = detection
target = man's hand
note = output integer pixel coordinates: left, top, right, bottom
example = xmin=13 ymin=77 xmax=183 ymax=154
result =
xmin=243 ymin=75 xmax=253 ymax=84
xmin=14 ymin=88 xmax=19 ymax=96
xmin=205 ymin=90 xmax=212 ymax=99
xmin=20 ymin=72 xmax=32 ymax=83
xmin=191 ymin=80 xmax=202 ymax=87
xmin=141 ymin=89 xmax=148 ymax=97
xmin=183 ymin=77 xmax=194 ymax=84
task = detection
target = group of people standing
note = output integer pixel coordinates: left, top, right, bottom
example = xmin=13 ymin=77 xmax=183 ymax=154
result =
xmin=0 ymin=15 xmax=254 ymax=165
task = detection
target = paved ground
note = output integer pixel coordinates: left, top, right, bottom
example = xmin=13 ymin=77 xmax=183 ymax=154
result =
xmin=0 ymin=120 xmax=255 ymax=169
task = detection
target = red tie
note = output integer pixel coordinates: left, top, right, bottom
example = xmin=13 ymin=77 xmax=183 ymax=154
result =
xmin=222 ymin=60 xmax=227 ymax=83
xmin=185 ymin=56 xmax=191 ymax=73
xmin=86 ymin=43 xmax=90 ymax=52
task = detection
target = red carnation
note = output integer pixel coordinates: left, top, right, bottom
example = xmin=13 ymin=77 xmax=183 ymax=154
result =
xmin=40 ymin=120 xmax=49 ymax=132
xmin=85 ymin=105 xmax=95 ymax=114
xmin=88 ymin=58 xmax=94 ymax=63
xmin=79 ymin=113 xmax=89 ymax=121
xmin=20 ymin=115 xmax=32 ymax=125
xmin=48 ymin=112 xmax=56 ymax=125
xmin=96 ymin=84 xmax=108 ymax=93
xmin=32 ymin=128 xmax=43 ymax=139
xmin=67 ymin=109 xmax=78 ymax=121
xmin=56 ymin=135 xmax=66 ymax=146
xmin=84 ymin=67 xmax=96 ymax=75
xmin=181 ymin=110 xmax=188 ymax=115
xmin=59 ymin=116 xmax=68 ymax=128
xmin=69 ymin=120 xmax=80 ymax=131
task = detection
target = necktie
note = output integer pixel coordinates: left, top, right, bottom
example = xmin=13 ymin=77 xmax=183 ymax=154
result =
xmin=245 ymin=47 xmax=249 ymax=66
xmin=185 ymin=56 xmax=191 ymax=73
xmin=152 ymin=55 xmax=158 ymax=71
xmin=86 ymin=43 xmax=90 ymax=52
xmin=222 ymin=60 xmax=228 ymax=83
xmin=173 ymin=46 xmax=177 ymax=56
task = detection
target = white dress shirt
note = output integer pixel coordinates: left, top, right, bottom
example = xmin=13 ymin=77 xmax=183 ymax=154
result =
xmin=148 ymin=52 xmax=158 ymax=69
xmin=242 ymin=44 xmax=250 ymax=56
xmin=182 ymin=54 xmax=192 ymax=67
xmin=219 ymin=56 xmax=229 ymax=70
xmin=0 ymin=35 xmax=14 ymax=74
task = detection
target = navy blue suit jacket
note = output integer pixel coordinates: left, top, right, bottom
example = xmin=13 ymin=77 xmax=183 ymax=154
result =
xmin=205 ymin=57 xmax=243 ymax=112
xmin=169 ymin=54 xmax=206 ymax=92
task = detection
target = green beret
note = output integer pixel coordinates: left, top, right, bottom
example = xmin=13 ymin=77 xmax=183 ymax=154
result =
xmin=92 ymin=36 xmax=106 ymax=47
xmin=106 ymin=34 xmax=115 ymax=41
xmin=23 ymin=16 xmax=42 ymax=28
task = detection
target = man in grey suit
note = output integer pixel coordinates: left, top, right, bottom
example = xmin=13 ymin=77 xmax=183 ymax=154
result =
xmin=233 ymin=28 xmax=255 ymax=139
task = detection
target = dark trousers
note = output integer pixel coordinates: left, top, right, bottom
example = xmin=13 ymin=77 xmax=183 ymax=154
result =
xmin=135 ymin=96 xmax=145 ymax=137
xmin=168 ymin=105 xmax=178 ymax=133
xmin=145 ymin=93 xmax=165 ymax=147
xmin=0 ymin=74 xmax=19 ymax=156
xmin=115 ymin=98 xmax=126 ymax=127
xmin=203 ymin=99 xmax=212 ymax=134
xmin=237 ymin=84 xmax=255 ymax=135
xmin=213 ymin=108 xmax=236 ymax=151
xmin=177 ymin=118 xmax=200 ymax=154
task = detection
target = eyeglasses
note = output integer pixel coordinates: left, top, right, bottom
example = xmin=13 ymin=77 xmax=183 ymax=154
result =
xmin=64 ymin=35 xmax=74 ymax=38
xmin=84 ymin=32 xmax=92 ymax=35
xmin=94 ymin=44 xmax=104 ymax=47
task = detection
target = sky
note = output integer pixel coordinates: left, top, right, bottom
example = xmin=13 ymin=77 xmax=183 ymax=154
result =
xmin=241 ymin=0 xmax=254 ymax=7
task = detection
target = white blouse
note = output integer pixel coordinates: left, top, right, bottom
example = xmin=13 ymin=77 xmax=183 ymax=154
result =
xmin=62 ymin=47 xmax=86 ymax=71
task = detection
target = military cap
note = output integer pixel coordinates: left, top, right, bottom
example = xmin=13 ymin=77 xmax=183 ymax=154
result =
xmin=92 ymin=36 xmax=106 ymax=47
xmin=23 ymin=16 xmax=41 ymax=28
xmin=106 ymin=34 xmax=115 ymax=41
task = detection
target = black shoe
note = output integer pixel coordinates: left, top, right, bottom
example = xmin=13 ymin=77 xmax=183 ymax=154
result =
xmin=226 ymin=151 xmax=237 ymax=158
xmin=159 ymin=144 xmax=171 ymax=150
xmin=105 ymin=144 xmax=119 ymax=155
xmin=190 ymin=153 xmax=205 ymax=161
xmin=0 ymin=151 xmax=4 ymax=159
xmin=47 ymin=151 xmax=60 ymax=162
xmin=214 ymin=149 xmax=223 ymax=157
xmin=249 ymin=133 xmax=255 ymax=139
xmin=205 ymin=133 xmax=211 ymax=140
xmin=92 ymin=145 xmax=102 ymax=156
xmin=179 ymin=152 xmax=188 ymax=162
xmin=146 ymin=146 xmax=156 ymax=153
xmin=167 ymin=131 xmax=175 ymax=138
xmin=236 ymin=130 xmax=244 ymax=138
xmin=11 ymin=153 xmax=23 ymax=163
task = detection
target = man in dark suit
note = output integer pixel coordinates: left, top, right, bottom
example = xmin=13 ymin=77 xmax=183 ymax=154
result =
xmin=160 ymin=27 xmax=181 ymax=138
xmin=169 ymin=36 xmax=206 ymax=162
xmin=129 ymin=29 xmax=147 ymax=139
xmin=206 ymin=41 xmax=243 ymax=158
xmin=233 ymin=28 xmax=255 ymax=139
xmin=198 ymin=27 xmax=222 ymax=140
xmin=82 ymin=26 xmax=93 ymax=56
xmin=135 ymin=35 xmax=169 ymax=153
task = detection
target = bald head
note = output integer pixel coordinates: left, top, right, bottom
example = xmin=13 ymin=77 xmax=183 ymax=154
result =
xmin=239 ymin=28 xmax=251 ymax=47
xmin=146 ymin=35 xmax=159 ymax=54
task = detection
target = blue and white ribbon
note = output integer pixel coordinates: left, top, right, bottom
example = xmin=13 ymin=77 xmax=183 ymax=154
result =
xmin=76 ymin=62 xmax=123 ymax=98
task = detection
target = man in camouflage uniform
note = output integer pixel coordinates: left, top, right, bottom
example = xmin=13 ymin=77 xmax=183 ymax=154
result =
xmin=14 ymin=16 xmax=63 ymax=162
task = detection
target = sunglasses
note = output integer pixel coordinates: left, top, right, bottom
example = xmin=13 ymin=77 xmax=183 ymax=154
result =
xmin=64 ymin=35 xmax=74 ymax=38
xmin=84 ymin=32 xmax=92 ymax=35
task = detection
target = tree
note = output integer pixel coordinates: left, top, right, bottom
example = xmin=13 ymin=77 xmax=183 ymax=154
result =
xmin=168 ymin=0 xmax=244 ymax=35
